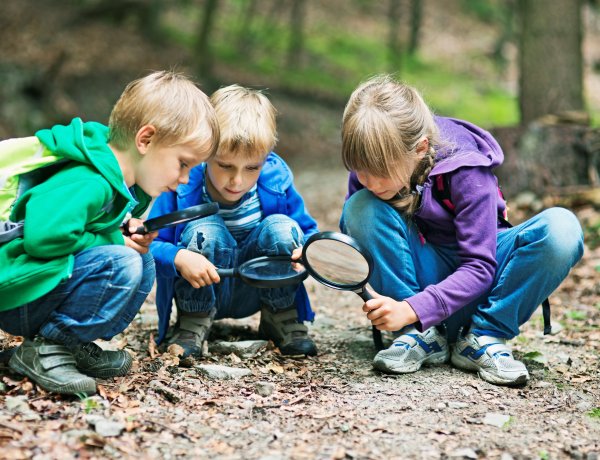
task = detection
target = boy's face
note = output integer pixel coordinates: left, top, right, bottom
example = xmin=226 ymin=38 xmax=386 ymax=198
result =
xmin=206 ymin=150 xmax=265 ymax=205
xmin=137 ymin=142 xmax=208 ymax=197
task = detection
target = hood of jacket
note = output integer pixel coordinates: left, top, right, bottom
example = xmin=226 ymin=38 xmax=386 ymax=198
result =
xmin=177 ymin=151 xmax=294 ymax=199
xmin=35 ymin=117 xmax=132 ymax=202
xmin=430 ymin=116 xmax=504 ymax=175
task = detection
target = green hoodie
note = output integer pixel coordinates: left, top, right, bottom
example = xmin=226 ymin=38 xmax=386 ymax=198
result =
xmin=0 ymin=118 xmax=151 ymax=311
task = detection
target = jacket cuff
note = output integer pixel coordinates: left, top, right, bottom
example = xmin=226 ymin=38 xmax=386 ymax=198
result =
xmin=405 ymin=289 xmax=448 ymax=331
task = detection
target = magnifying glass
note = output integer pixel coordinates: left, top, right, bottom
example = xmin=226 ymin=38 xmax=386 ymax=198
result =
xmin=217 ymin=255 xmax=308 ymax=288
xmin=301 ymin=231 xmax=384 ymax=350
xmin=124 ymin=202 xmax=220 ymax=235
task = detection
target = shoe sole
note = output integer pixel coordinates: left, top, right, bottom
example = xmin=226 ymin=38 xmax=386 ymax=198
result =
xmin=373 ymin=349 xmax=449 ymax=374
xmin=451 ymin=353 xmax=529 ymax=386
xmin=9 ymin=354 xmax=96 ymax=395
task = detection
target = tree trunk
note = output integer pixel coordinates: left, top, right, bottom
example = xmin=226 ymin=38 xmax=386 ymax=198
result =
xmin=196 ymin=0 xmax=219 ymax=77
xmin=387 ymin=0 xmax=403 ymax=71
xmin=287 ymin=0 xmax=307 ymax=69
xmin=518 ymin=0 xmax=585 ymax=125
xmin=408 ymin=0 xmax=422 ymax=56
xmin=492 ymin=121 xmax=600 ymax=197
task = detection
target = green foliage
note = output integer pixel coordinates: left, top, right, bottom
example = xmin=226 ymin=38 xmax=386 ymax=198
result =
xmin=588 ymin=408 xmax=600 ymax=419
xmin=76 ymin=393 xmax=100 ymax=414
xmin=565 ymin=310 xmax=587 ymax=321
xmin=162 ymin=1 xmax=519 ymax=127
xmin=584 ymin=219 xmax=600 ymax=249
xmin=461 ymin=0 xmax=509 ymax=23
xmin=522 ymin=351 xmax=547 ymax=365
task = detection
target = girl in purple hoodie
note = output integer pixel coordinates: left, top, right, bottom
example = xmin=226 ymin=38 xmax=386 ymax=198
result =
xmin=340 ymin=75 xmax=584 ymax=386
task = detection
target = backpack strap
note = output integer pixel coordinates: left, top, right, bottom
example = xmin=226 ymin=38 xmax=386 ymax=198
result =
xmin=0 ymin=221 xmax=24 ymax=244
xmin=432 ymin=173 xmax=553 ymax=335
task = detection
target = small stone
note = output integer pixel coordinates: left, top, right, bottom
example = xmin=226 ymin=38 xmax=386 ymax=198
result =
xmin=448 ymin=447 xmax=478 ymax=459
xmin=210 ymin=340 xmax=268 ymax=359
xmin=196 ymin=364 xmax=252 ymax=380
xmin=90 ymin=418 xmax=125 ymax=437
xmin=448 ymin=401 xmax=470 ymax=409
xmin=255 ymin=381 xmax=275 ymax=397
xmin=482 ymin=412 xmax=511 ymax=428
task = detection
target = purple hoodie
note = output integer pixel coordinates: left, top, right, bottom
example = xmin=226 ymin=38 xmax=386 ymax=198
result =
xmin=347 ymin=116 xmax=507 ymax=330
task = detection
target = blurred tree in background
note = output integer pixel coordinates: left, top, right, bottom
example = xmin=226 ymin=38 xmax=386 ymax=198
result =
xmin=0 ymin=0 xmax=598 ymax=194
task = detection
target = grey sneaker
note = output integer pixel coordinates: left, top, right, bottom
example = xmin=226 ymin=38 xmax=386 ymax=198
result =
xmin=71 ymin=342 xmax=133 ymax=379
xmin=259 ymin=306 xmax=317 ymax=356
xmin=451 ymin=332 xmax=529 ymax=386
xmin=373 ymin=326 xmax=449 ymax=374
xmin=168 ymin=309 xmax=215 ymax=358
xmin=9 ymin=337 xmax=96 ymax=395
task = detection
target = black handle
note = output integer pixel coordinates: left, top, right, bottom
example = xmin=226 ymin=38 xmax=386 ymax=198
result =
xmin=122 ymin=221 xmax=149 ymax=236
xmin=216 ymin=268 xmax=237 ymax=278
xmin=355 ymin=287 xmax=384 ymax=351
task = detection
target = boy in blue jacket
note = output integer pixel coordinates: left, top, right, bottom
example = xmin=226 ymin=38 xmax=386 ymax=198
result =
xmin=150 ymin=85 xmax=319 ymax=358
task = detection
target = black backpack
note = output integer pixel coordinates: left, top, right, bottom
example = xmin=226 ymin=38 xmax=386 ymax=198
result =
xmin=430 ymin=173 xmax=552 ymax=335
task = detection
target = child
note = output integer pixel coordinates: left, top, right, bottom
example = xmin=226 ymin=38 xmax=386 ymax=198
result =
xmin=0 ymin=71 xmax=219 ymax=395
xmin=150 ymin=84 xmax=319 ymax=358
xmin=339 ymin=75 xmax=584 ymax=386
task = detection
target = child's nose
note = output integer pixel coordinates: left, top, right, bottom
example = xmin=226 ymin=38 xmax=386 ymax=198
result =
xmin=231 ymin=172 xmax=242 ymax=185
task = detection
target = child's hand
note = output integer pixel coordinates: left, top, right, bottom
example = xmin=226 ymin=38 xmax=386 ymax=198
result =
xmin=291 ymin=247 xmax=303 ymax=261
xmin=175 ymin=249 xmax=220 ymax=288
xmin=123 ymin=218 xmax=158 ymax=254
xmin=362 ymin=293 xmax=418 ymax=331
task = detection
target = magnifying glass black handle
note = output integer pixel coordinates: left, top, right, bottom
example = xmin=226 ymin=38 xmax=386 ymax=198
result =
xmin=122 ymin=222 xmax=151 ymax=236
xmin=216 ymin=268 xmax=237 ymax=278
xmin=355 ymin=287 xmax=384 ymax=351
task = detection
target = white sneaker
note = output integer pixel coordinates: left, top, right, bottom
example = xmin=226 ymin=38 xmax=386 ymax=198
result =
xmin=372 ymin=326 xmax=449 ymax=374
xmin=451 ymin=332 xmax=529 ymax=386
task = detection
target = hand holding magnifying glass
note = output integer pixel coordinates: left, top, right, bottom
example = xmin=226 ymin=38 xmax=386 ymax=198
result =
xmin=300 ymin=231 xmax=384 ymax=350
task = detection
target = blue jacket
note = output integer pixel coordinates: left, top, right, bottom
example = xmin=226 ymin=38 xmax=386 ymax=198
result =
xmin=150 ymin=152 xmax=319 ymax=343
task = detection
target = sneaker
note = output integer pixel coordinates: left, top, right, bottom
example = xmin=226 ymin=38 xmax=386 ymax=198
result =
xmin=167 ymin=309 xmax=215 ymax=358
xmin=373 ymin=326 xmax=449 ymax=374
xmin=71 ymin=342 xmax=133 ymax=379
xmin=9 ymin=337 xmax=96 ymax=395
xmin=451 ymin=332 xmax=530 ymax=386
xmin=259 ymin=306 xmax=317 ymax=356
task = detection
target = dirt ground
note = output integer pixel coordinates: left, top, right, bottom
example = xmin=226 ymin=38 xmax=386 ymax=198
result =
xmin=1 ymin=1 xmax=600 ymax=458
xmin=1 ymin=160 xmax=599 ymax=459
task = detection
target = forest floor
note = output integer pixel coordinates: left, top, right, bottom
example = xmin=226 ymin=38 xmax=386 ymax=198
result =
xmin=0 ymin=165 xmax=599 ymax=459
xmin=1 ymin=1 xmax=600 ymax=458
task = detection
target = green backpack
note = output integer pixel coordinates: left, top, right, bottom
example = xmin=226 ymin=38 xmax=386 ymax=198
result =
xmin=0 ymin=136 xmax=68 ymax=243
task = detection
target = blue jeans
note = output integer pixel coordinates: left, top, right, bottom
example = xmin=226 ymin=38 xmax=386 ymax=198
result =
xmin=0 ymin=245 xmax=155 ymax=347
xmin=174 ymin=214 xmax=304 ymax=319
xmin=341 ymin=190 xmax=584 ymax=341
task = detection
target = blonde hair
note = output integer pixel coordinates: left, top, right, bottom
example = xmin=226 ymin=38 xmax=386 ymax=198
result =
xmin=210 ymin=84 xmax=277 ymax=159
xmin=109 ymin=70 xmax=219 ymax=158
xmin=342 ymin=74 xmax=439 ymax=216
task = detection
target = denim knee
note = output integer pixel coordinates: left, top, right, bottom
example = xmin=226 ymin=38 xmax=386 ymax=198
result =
xmin=106 ymin=245 xmax=145 ymax=287
xmin=342 ymin=190 xmax=380 ymax=235
xmin=256 ymin=214 xmax=304 ymax=255
xmin=342 ymin=189 xmax=405 ymax=239
xmin=180 ymin=215 xmax=236 ymax=260
xmin=534 ymin=207 xmax=584 ymax=267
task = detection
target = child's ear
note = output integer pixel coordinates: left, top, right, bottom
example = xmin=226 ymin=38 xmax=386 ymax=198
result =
xmin=135 ymin=125 xmax=156 ymax=155
xmin=416 ymin=137 xmax=429 ymax=156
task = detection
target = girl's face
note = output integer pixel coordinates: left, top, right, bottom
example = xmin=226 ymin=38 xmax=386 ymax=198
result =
xmin=206 ymin=151 xmax=265 ymax=205
xmin=355 ymin=171 xmax=405 ymax=201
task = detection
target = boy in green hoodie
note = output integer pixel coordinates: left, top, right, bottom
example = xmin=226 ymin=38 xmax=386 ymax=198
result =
xmin=0 ymin=71 xmax=219 ymax=395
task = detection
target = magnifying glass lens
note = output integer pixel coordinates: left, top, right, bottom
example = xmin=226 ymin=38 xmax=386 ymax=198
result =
xmin=240 ymin=258 xmax=305 ymax=282
xmin=304 ymin=240 xmax=370 ymax=287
